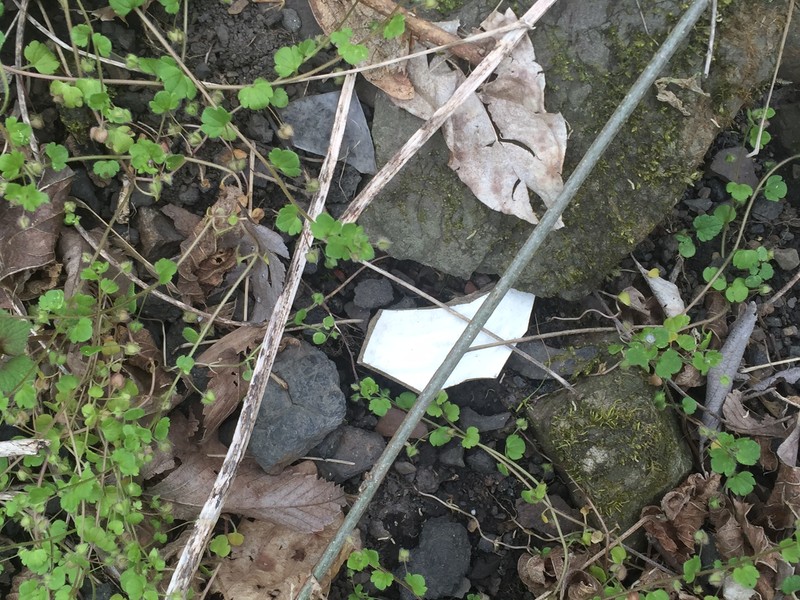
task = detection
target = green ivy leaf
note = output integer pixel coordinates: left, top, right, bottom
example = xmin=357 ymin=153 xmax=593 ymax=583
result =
xmin=726 ymin=181 xmax=753 ymax=202
xmin=675 ymin=233 xmax=696 ymax=258
xmin=764 ymin=174 xmax=787 ymax=201
xmin=238 ymin=78 xmax=274 ymax=110
xmin=404 ymin=573 xmax=427 ymax=597
xmin=702 ymin=266 xmax=727 ymax=291
xmin=0 ymin=311 xmax=31 ymax=355
xmin=68 ymin=317 xmax=93 ymax=343
xmin=5 ymin=117 xmax=32 ymax=147
xmin=149 ymin=91 xmax=181 ymax=115
xmin=681 ymin=396 xmax=698 ymax=415
xmin=725 ymin=277 xmax=748 ymax=303
xmin=71 ymin=24 xmax=91 ymax=47
xmin=209 ymin=535 xmax=231 ymax=557
xmin=654 ymin=348 xmax=682 ymax=379
xmin=24 ymin=41 xmax=59 ymax=74
xmin=505 ymin=434 xmax=525 ymax=460
xmin=683 ymin=555 xmax=701 ymax=583
xmin=154 ymin=258 xmax=177 ymax=284
xmin=693 ymin=214 xmax=723 ymax=242
xmin=153 ymin=57 xmax=197 ymax=100
xmin=429 ymin=427 xmax=453 ymax=446
xmin=4 ymin=183 xmax=49 ymax=211
xmin=733 ymin=437 xmax=760 ymax=466
xmin=158 ymin=0 xmax=181 ymax=14
xmin=175 ymin=355 xmax=195 ymax=374
xmin=383 ymin=14 xmax=406 ymax=39
xmin=45 ymin=143 xmax=69 ymax=171
xmin=130 ymin=139 xmax=166 ymax=174
xmin=274 ymin=45 xmax=305 ymax=78
xmin=200 ymin=106 xmax=236 ymax=141
xmin=726 ymin=470 xmax=756 ymax=496
xmin=461 ymin=426 xmax=480 ymax=449
xmin=110 ymin=0 xmax=146 ymax=17
xmin=371 ymin=570 xmax=394 ymax=591
xmin=271 ymin=87 xmax=289 ymax=108
xmin=276 ymin=204 xmax=302 ymax=235
xmin=92 ymin=33 xmax=112 ymax=57
xmin=268 ymin=148 xmax=301 ymax=177
xmin=368 ymin=396 xmax=391 ymax=417
xmin=733 ymin=249 xmax=759 ymax=270
xmin=104 ymin=125 xmax=133 ymax=154
xmin=0 ymin=151 xmax=26 ymax=179
xmin=93 ymin=160 xmax=120 ymax=179
xmin=396 ymin=391 xmax=416 ymax=411
xmin=781 ymin=574 xmax=800 ymax=594
xmin=442 ymin=402 xmax=459 ymax=422
xmin=732 ymin=563 xmax=759 ymax=589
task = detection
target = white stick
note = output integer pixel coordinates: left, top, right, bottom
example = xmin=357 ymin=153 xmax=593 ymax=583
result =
xmin=166 ymin=74 xmax=358 ymax=597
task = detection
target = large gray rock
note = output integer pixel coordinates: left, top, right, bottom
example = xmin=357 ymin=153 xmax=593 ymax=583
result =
xmin=362 ymin=0 xmax=788 ymax=299
xmin=249 ymin=341 xmax=346 ymax=473
xmin=526 ymin=370 xmax=692 ymax=532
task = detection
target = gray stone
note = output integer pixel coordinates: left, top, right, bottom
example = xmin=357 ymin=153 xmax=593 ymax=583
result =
xmin=773 ymin=247 xmax=800 ymax=271
xmin=459 ymin=406 xmax=510 ymax=433
xmin=245 ymin=113 xmax=273 ymax=145
xmin=313 ymin=426 xmax=385 ymax=482
xmin=414 ymin=465 xmax=441 ymax=494
xmin=249 ymin=341 xmax=346 ymax=473
xmin=280 ymin=8 xmax=302 ymax=33
xmin=508 ymin=341 xmax=599 ymax=380
xmin=361 ymin=0 xmax=787 ymax=299
xmin=438 ymin=441 xmax=465 ymax=468
xmin=135 ymin=207 xmax=183 ymax=263
xmin=752 ymin=198 xmax=784 ymax=221
xmin=353 ymin=278 xmax=394 ymax=309
xmin=526 ymin=370 xmax=692 ymax=532
xmin=515 ymin=494 xmax=582 ymax=538
xmin=401 ymin=518 xmax=471 ymax=600
xmin=465 ymin=448 xmax=496 ymax=474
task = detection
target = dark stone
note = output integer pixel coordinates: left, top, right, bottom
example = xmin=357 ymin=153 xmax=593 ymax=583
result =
xmin=353 ymin=278 xmax=394 ymax=309
xmin=414 ymin=466 xmax=441 ymax=494
xmin=135 ymin=207 xmax=184 ymax=263
xmin=313 ymin=426 xmax=386 ymax=482
xmin=508 ymin=341 xmax=599 ymax=380
xmin=438 ymin=441 xmax=465 ymax=468
xmin=281 ymin=8 xmax=302 ymax=32
xmin=401 ymin=518 xmax=471 ymax=600
xmin=465 ymin=448 xmax=496 ymax=474
xmin=459 ymin=406 xmax=511 ymax=433
xmin=249 ymin=341 xmax=346 ymax=473
xmin=245 ymin=113 xmax=274 ymax=145
xmin=515 ymin=494 xmax=582 ymax=538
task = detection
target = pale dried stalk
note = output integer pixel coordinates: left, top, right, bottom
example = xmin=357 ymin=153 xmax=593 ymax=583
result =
xmin=165 ymin=74 xmax=358 ymax=597
xmin=340 ymin=0 xmax=559 ymax=224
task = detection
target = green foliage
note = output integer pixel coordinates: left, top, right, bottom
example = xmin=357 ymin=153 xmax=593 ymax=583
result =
xmin=707 ymin=431 xmax=760 ymax=495
xmin=24 ymin=41 xmax=59 ymax=74
xmin=268 ymin=148 xmax=301 ymax=177
xmin=309 ymin=213 xmax=375 ymax=266
xmin=675 ymin=233 xmax=696 ymax=258
xmin=110 ymin=0 xmax=146 ymax=17
xmin=383 ymin=14 xmax=406 ymax=39
xmin=745 ymin=106 xmax=774 ymax=151
xmin=504 ymin=433 xmax=525 ymax=460
xmin=238 ymin=78 xmax=276 ymax=110
xmin=200 ymin=106 xmax=237 ymax=141
xmin=274 ymin=40 xmax=317 ymax=77
xmin=348 ymin=549 xmax=426 ymax=598
xmin=330 ymin=29 xmax=369 ymax=65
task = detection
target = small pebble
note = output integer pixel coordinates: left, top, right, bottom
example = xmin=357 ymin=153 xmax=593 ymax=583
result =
xmin=353 ymin=278 xmax=394 ymax=309
xmin=394 ymin=461 xmax=417 ymax=475
xmin=773 ymin=248 xmax=800 ymax=271
xmin=281 ymin=8 xmax=302 ymax=33
xmin=782 ymin=326 xmax=798 ymax=338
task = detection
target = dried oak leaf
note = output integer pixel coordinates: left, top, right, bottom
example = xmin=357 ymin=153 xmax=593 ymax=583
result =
xmin=0 ymin=168 xmax=73 ymax=282
xmin=196 ymin=326 xmax=266 ymax=439
xmin=214 ymin=514 xmax=359 ymax=599
xmin=393 ymin=9 xmax=567 ymax=225
xmin=176 ymin=186 xmax=243 ymax=305
xmin=758 ymin=418 xmax=800 ymax=531
xmin=642 ymin=472 xmax=721 ymax=567
xmin=721 ymin=390 xmax=788 ymax=438
xmin=147 ymin=433 xmax=345 ymax=532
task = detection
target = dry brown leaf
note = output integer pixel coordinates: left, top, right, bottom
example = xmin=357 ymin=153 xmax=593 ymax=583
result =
xmin=177 ymin=186 xmax=243 ymax=304
xmin=0 ymin=168 xmax=73 ymax=282
xmin=518 ymin=546 xmax=589 ymax=597
xmin=147 ymin=432 xmax=345 ymax=532
xmin=759 ymin=418 xmax=800 ymax=531
xmin=642 ymin=473 xmax=721 ymax=567
xmin=393 ymin=9 xmax=567 ymax=225
xmin=673 ymin=363 xmax=704 ymax=389
xmin=162 ymin=204 xmax=202 ymax=238
xmin=308 ymin=0 xmax=415 ymax=99
xmin=721 ymin=391 xmax=788 ymax=438
xmin=196 ymin=326 xmax=266 ymax=438
xmin=123 ymin=326 xmax=176 ymax=414
xmin=214 ymin=514 xmax=358 ymax=599
xmin=632 ymin=257 xmax=685 ymax=318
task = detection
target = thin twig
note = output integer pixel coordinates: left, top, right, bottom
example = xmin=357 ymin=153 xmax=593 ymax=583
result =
xmin=702 ymin=0 xmax=716 ymax=77
xmin=14 ymin=0 xmax=38 ymax=160
xmin=165 ymin=74 xmax=358 ymax=597
xmin=760 ymin=263 xmax=800 ymax=315
xmin=747 ymin=0 xmax=794 ymax=157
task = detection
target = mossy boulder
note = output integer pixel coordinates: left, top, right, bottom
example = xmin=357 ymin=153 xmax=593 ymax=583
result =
xmin=526 ymin=370 xmax=692 ymax=532
xmin=362 ymin=0 xmax=789 ymax=299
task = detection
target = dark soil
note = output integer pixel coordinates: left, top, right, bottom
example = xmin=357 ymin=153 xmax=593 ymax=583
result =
xmin=2 ymin=1 xmax=799 ymax=599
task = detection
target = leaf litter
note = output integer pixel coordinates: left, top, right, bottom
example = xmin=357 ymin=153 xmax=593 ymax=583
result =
xmin=392 ymin=10 xmax=568 ymax=225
